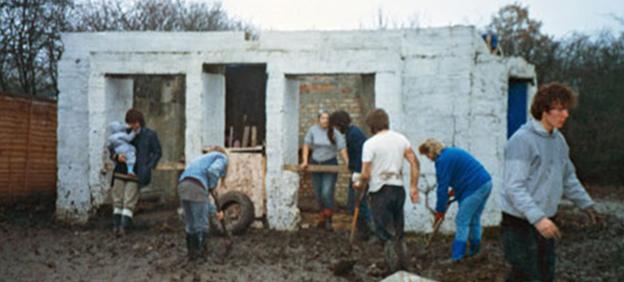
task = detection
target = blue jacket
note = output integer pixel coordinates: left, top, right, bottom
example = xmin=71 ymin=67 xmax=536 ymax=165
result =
xmin=345 ymin=125 xmax=367 ymax=173
xmin=435 ymin=147 xmax=491 ymax=212
xmin=179 ymin=152 xmax=229 ymax=190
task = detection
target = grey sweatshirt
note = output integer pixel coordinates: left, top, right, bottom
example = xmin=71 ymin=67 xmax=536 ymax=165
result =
xmin=500 ymin=119 xmax=594 ymax=224
xmin=304 ymin=124 xmax=346 ymax=162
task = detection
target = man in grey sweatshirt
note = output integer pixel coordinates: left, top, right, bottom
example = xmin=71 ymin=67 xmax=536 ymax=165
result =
xmin=500 ymin=83 xmax=599 ymax=282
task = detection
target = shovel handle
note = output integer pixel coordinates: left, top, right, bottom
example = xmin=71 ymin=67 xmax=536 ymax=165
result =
xmin=349 ymin=184 xmax=368 ymax=244
xmin=425 ymin=197 xmax=457 ymax=249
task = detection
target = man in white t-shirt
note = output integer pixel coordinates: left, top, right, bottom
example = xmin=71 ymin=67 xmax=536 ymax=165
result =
xmin=358 ymin=108 xmax=420 ymax=273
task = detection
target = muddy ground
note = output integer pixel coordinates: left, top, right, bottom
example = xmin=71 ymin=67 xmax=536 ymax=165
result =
xmin=1 ymin=187 xmax=623 ymax=282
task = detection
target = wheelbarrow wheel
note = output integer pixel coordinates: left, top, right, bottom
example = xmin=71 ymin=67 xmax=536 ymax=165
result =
xmin=210 ymin=191 xmax=255 ymax=235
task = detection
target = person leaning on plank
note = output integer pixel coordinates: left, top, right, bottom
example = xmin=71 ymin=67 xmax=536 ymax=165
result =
xmin=300 ymin=111 xmax=349 ymax=231
xmin=500 ymin=82 xmax=601 ymax=282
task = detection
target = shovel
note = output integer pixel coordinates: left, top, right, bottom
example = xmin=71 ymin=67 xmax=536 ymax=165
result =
xmin=349 ymin=183 xmax=369 ymax=244
xmin=426 ymin=197 xmax=456 ymax=249
xmin=333 ymin=183 xmax=369 ymax=276
xmin=210 ymin=190 xmax=234 ymax=257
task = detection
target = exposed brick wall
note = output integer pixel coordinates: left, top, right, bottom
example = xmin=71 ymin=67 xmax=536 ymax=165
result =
xmin=295 ymin=74 xmax=375 ymax=211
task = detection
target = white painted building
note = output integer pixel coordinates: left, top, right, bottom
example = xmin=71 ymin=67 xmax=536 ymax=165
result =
xmin=56 ymin=27 xmax=536 ymax=232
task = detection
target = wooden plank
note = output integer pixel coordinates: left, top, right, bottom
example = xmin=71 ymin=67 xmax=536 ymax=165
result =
xmin=283 ymin=164 xmax=349 ymax=173
xmin=226 ymin=146 xmax=264 ymax=153
xmin=155 ymin=162 xmax=185 ymax=171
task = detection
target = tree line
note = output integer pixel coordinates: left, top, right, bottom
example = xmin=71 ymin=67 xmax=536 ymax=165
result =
xmin=488 ymin=4 xmax=624 ymax=185
xmin=0 ymin=0 xmax=251 ymax=98
xmin=1 ymin=1 xmax=621 ymax=185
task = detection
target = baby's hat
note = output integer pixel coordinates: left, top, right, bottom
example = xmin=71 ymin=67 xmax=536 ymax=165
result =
xmin=109 ymin=121 xmax=127 ymax=133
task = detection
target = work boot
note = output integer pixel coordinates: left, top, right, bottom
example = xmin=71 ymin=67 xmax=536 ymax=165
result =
xmin=119 ymin=215 xmax=133 ymax=236
xmin=317 ymin=211 xmax=326 ymax=229
xmin=384 ymin=240 xmax=400 ymax=274
xmin=112 ymin=214 xmax=122 ymax=234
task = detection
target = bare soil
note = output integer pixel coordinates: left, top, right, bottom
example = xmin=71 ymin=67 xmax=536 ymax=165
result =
xmin=1 ymin=195 xmax=623 ymax=282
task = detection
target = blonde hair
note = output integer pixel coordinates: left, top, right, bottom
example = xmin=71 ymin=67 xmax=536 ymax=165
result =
xmin=418 ymin=138 xmax=445 ymax=160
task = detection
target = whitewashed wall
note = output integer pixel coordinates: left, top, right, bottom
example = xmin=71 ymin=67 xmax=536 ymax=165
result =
xmin=57 ymin=28 xmax=535 ymax=232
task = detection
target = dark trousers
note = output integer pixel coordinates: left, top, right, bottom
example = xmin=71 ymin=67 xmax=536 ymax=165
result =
xmin=502 ymin=213 xmax=556 ymax=282
xmin=369 ymin=185 xmax=405 ymax=241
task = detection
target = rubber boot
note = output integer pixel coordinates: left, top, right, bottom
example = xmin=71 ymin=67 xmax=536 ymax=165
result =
xmin=469 ymin=239 xmax=480 ymax=257
xmin=197 ymin=232 xmax=207 ymax=259
xmin=384 ymin=240 xmax=400 ymax=274
xmin=396 ymin=239 xmax=410 ymax=271
xmin=324 ymin=209 xmax=334 ymax=231
xmin=112 ymin=214 xmax=121 ymax=234
xmin=186 ymin=233 xmax=198 ymax=261
xmin=451 ymin=240 xmax=467 ymax=262
xmin=119 ymin=215 xmax=133 ymax=236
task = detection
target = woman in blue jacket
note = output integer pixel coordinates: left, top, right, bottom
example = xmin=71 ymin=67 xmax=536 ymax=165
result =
xmin=177 ymin=146 xmax=227 ymax=260
xmin=419 ymin=138 xmax=492 ymax=262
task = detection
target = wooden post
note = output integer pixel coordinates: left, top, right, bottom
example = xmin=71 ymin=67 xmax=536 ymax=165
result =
xmin=250 ymin=126 xmax=257 ymax=147
xmin=228 ymin=126 xmax=234 ymax=148
xmin=242 ymin=126 xmax=250 ymax=147
xmin=23 ymin=101 xmax=33 ymax=196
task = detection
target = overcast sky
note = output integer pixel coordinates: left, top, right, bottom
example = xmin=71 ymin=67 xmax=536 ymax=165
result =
xmin=207 ymin=0 xmax=624 ymax=38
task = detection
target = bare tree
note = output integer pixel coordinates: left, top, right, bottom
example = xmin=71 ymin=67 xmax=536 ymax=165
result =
xmin=0 ymin=0 xmax=70 ymax=97
xmin=68 ymin=0 xmax=252 ymax=32
xmin=0 ymin=0 xmax=253 ymax=98
xmin=486 ymin=4 xmax=559 ymax=82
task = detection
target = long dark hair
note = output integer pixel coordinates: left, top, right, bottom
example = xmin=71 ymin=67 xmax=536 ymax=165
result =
xmin=319 ymin=111 xmax=335 ymax=145
xmin=329 ymin=110 xmax=351 ymax=134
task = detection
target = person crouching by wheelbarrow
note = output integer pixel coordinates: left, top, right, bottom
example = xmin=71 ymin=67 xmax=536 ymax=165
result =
xmin=418 ymin=138 xmax=492 ymax=262
xmin=177 ymin=146 xmax=227 ymax=260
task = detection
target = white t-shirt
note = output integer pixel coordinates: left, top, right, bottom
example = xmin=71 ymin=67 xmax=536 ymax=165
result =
xmin=362 ymin=130 xmax=412 ymax=193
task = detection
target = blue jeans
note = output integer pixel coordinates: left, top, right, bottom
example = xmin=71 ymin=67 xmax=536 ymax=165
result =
xmin=181 ymin=200 xmax=214 ymax=234
xmin=311 ymin=158 xmax=338 ymax=210
xmin=453 ymin=181 xmax=492 ymax=260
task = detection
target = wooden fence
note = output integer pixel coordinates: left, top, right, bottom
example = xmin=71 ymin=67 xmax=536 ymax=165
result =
xmin=0 ymin=94 xmax=57 ymax=203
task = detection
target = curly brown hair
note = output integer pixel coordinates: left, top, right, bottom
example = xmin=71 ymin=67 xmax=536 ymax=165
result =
xmin=530 ymin=83 xmax=577 ymax=120
xmin=125 ymin=109 xmax=145 ymax=127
